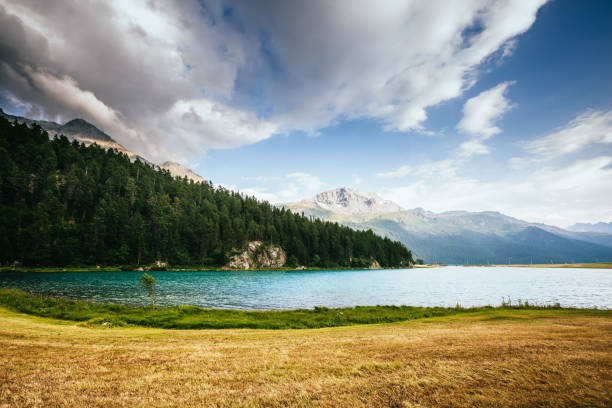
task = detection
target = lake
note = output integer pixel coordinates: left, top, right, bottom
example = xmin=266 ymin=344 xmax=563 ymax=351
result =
xmin=0 ymin=266 xmax=610 ymax=309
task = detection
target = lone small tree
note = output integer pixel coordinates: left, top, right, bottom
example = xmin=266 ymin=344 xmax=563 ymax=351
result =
xmin=139 ymin=273 xmax=156 ymax=308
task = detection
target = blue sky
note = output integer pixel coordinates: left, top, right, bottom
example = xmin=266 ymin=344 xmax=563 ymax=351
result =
xmin=1 ymin=0 xmax=611 ymax=226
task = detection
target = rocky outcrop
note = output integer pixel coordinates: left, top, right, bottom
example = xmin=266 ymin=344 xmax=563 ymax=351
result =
xmin=154 ymin=260 xmax=168 ymax=268
xmin=228 ymin=241 xmax=287 ymax=269
xmin=228 ymin=251 xmax=253 ymax=270
xmin=369 ymin=259 xmax=382 ymax=269
xmin=142 ymin=260 xmax=168 ymax=271
xmin=256 ymin=244 xmax=287 ymax=268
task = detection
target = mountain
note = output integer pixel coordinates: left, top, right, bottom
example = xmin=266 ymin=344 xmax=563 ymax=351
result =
xmin=161 ymin=161 xmax=206 ymax=183
xmin=59 ymin=118 xmax=114 ymax=142
xmin=0 ymin=108 xmax=63 ymax=132
xmin=569 ymin=222 xmax=612 ymax=234
xmin=284 ymin=188 xmax=612 ymax=264
xmin=0 ymin=108 xmax=149 ymax=163
xmin=286 ymin=187 xmax=403 ymax=220
xmin=0 ymin=117 xmax=413 ymax=268
xmin=0 ymin=109 xmax=204 ymax=181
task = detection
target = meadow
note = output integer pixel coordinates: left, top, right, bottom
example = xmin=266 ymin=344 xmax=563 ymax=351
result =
xmin=0 ymin=304 xmax=610 ymax=407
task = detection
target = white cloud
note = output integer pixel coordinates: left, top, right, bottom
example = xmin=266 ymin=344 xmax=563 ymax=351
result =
xmin=238 ymin=187 xmax=279 ymax=203
xmin=507 ymin=156 xmax=531 ymax=170
xmin=378 ymin=158 xmax=461 ymax=180
xmin=380 ymin=157 xmax=612 ymax=227
xmin=239 ymin=172 xmax=328 ymax=204
xmin=286 ymin=172 xmax=327 ymax=192
xmin=152 ymin=99 xmax=278 ymax=160
xmin=457 ymin=138 xmax=492 ymax=157
xmin=525 ymin=110 xmax=612 ymax=159
xmin=376 ymin=165 xmax=412 ymax=179
xmin=501 ymin=39 xmax=518 ymax=59
xmin=240 ymin=0 xmax=546 ymax=135
xmin=457 ymin=81 xmax=515 ymax=157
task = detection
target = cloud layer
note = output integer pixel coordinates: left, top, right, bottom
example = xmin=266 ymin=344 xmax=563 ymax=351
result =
xmin=525 ymin=110 xmax=612 ymax=159
xmin=0 ymin=0 xmax=547 ymax=163
xmin=0 ymin=0 xmax=260 ymax=161
xmin=380 ymin=156 xmax=612 ymax=227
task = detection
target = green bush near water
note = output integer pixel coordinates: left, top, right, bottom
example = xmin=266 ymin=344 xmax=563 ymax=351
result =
xmin=0 ymin=288 xmax=591 ymax=330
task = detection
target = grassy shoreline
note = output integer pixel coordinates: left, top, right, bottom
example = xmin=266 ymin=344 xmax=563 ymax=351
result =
xmin=0 ymin=288 xmax=606 ymax=330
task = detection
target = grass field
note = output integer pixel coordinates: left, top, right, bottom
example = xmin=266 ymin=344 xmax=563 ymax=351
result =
xmin=0 ymin=306 xmax=610 ymax=407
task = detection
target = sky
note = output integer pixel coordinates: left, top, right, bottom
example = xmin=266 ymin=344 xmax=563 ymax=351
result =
xmin=0 ymin=0 xmax=611 ymax=227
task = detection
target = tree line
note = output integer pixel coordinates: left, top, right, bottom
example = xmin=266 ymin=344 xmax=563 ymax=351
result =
xmin=0 ymin=116 xmax=413 ymax=268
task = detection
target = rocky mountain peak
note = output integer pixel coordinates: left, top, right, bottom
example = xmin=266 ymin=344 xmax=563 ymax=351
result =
xmin=60 ymin=118 xmax=114 ymax=142
xmin=312 ymin=187 xmax=403 ymax=216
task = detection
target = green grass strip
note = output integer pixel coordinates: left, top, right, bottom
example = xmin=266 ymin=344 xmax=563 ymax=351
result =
xmin=0 ymin=288 xmax=606 ymax=330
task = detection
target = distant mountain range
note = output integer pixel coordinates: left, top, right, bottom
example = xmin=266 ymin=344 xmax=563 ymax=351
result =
xmin=569 ymin=222 xmax=612 ymax=234
xmin=284 ymin=188 xmax=612 ymax=264
xmin=0 ymin=108 xmax=206 ymax=183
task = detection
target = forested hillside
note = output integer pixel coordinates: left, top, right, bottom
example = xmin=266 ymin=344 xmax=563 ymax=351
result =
xmin=0 ymin=117 xmax=413 ymax=268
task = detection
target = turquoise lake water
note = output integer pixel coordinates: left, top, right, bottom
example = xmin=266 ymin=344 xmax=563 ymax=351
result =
xmin=0 ymin=266 xmax=610 ymax=309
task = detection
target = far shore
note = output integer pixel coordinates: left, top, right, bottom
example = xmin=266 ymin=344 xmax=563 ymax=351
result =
xmin=3 ymin=262 xmax=611 ymax=272
xmin=0 ymin=265 xmax=415 ymax=273
xmin=413 ymin=264 xmax=446 ymax=268
xmin=490 ymin=262 xmax=612 ymax=269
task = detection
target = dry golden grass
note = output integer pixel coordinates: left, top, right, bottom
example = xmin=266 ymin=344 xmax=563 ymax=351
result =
xmin=0 ymin=308 xmax=610 ymax=407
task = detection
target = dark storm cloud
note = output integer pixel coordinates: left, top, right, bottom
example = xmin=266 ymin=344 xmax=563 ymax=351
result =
xmin=1 ymin=1 xmax=191 ymax=126
xmin=0 ymin=0 xmax=266 ymax=161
